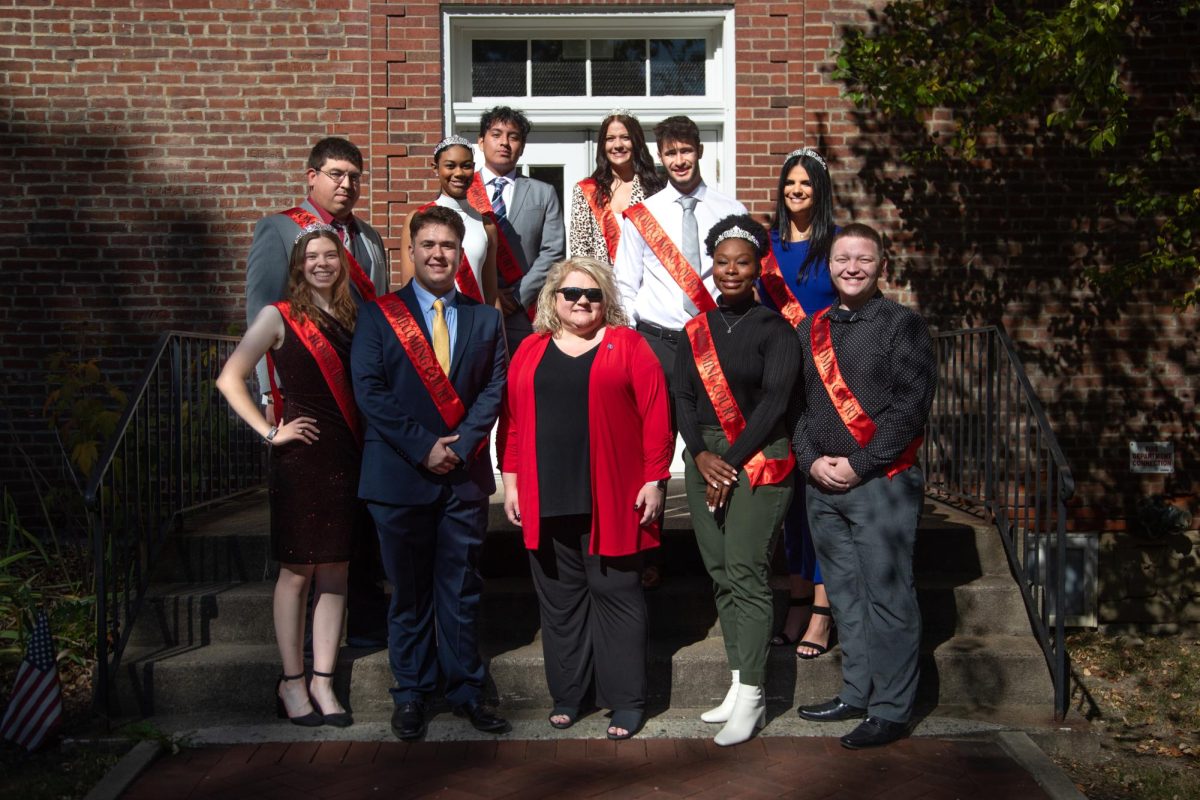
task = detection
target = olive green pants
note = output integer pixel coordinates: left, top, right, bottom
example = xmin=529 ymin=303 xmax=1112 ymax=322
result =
xmin=684 ymin=426 xmax=794 ymax=685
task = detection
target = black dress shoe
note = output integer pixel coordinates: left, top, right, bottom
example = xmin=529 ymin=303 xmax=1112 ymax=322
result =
xmin=797 ymin=698 xmax=867 ymax=722
xmin=391 ymin=700 xmax=427 ymax=740
xmin=840 ymin=716 xmax=908 ymax=749
xmin=454 ymin=700 xmax=511 ymax=734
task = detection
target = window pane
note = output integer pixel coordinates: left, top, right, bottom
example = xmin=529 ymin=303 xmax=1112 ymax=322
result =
xmin=591 ymin=38 xmax=646 ymax=96
xmin=527 ymin=165 xmax=564 ymax=211
xmin=473 ymin=40 xmax=526 ymax=97
xmin=531 ymin=39 xmax=585 ymax=96
xmin=650 ymin=38 xmax=705 ymax=96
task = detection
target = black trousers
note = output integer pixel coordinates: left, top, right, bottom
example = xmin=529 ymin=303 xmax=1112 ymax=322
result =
xmin=637 ymin=327 xmax=679 ymax=570
xmin=528 ymin=515 xmax=647 ymax=713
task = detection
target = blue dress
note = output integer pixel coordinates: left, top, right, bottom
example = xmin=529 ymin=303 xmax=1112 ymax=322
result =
xmin=760 ymin=230 xmax=838 ymax=583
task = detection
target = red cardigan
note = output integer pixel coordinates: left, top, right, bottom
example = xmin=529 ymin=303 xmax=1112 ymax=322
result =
xmin=498 ymin=325 xmax=673 ymax=556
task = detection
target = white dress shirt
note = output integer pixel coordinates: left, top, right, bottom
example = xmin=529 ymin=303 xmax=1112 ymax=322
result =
xmin=612 ymin=181 xmax=748 ymax=328
xmin=434 ymin=193 xmax=488 ymax=291
xmin=477 ymin=164 xmax=518 ymax=214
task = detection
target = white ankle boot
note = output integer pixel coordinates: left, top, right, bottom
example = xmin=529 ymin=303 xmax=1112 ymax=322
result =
xmin=714 ymin=684 xmax=765 ymax=746
xmin=700 ymin=670 xmax=740 ymax=723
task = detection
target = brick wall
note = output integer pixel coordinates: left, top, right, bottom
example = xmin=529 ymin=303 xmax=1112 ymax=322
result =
xmin=2 ymin=1 xmax=1196 ymax=622
xmin=0 ymin=0 xmax=376 ymax=498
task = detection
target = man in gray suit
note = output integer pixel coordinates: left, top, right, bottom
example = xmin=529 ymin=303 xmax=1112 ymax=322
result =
xmin=474 ymin=106 xmax=565 ymax=349
xmin=245 ymin=135 xmax=390 ymax=647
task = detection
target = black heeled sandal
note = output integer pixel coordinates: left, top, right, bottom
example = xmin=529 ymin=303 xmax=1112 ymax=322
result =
xmin=276 ymin=672 xmax=323 ymax=727
xmin=796 ymin=605 xmax=836 ymax=660
xmin=548 ymin=706 xmax=580 ymax=730
xmin=309 ymin=669 xmax=353 ymax=727
xmin=770 ymin=595 xmax=814 ymax=646
xmin=607 ymin=709 xmax=644 ymax=740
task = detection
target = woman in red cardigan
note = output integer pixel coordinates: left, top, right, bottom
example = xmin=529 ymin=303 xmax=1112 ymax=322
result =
xmin=499 ymin=256 xmax=673 ymax=740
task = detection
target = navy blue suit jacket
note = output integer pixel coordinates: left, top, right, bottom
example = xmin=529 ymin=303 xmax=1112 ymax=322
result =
xmin=351 ymin=282 xmax=506 ymax=505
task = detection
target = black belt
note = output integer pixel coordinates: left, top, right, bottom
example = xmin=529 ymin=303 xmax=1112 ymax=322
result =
xmin=636 ymin=320 xmax=683 ymax=343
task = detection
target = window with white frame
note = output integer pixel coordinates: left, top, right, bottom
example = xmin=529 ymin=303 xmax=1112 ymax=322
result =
xmin=470 ymin=38 xmax=708 ymax=98
xmin=445 ymin=12 xmax=732 ymax=121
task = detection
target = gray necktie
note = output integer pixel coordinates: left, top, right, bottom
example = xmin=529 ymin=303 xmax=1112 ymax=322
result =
xmin=678 ymin=195 xmax=700 ymax=272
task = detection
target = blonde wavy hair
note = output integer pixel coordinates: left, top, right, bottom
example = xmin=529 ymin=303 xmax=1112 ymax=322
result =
xmin=532 ymin=257 xmax=630 ymax=335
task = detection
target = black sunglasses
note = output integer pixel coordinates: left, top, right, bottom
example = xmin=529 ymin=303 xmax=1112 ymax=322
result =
xmin=557 ymin=287 xmax=604 ymax=303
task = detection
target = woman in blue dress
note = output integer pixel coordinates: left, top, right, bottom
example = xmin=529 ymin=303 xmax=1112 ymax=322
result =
xmin=759 ymin=147 xmax=840 ymax=659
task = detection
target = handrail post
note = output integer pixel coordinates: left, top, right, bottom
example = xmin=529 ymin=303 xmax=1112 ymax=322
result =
xmin=984 ymin=331 xmax=995 ymax=510
xmin=172 ymin=336 xmax=184 ymax=508
xmin=91 ymin=509 xmax=109 ymax=723
xmin=1055 ymin=489 xmax=1069 ymax=719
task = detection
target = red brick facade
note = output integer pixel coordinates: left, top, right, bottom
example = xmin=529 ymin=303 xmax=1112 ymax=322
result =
xmin=2 ymin=1 xmax=1196 ymax=624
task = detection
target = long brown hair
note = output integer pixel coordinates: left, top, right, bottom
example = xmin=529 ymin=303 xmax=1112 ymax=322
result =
xmin=590 ymin=114 xmax=663 ymax=208
xmin=286 ymin=229 xmax=357 ymax=330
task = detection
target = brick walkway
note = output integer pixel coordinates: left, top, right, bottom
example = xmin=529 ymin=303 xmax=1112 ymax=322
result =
xmin=123 ymin=737 xmax=1053 ymax=799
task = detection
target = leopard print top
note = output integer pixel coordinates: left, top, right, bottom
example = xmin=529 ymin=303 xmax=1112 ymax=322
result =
xmin=568 ymin=174 xmax=648 ymax=265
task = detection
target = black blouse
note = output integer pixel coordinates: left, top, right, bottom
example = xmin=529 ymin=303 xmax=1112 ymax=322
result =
xmin=675 ymin=298 xmax=802 ymax=470
xmin=534 ymin=340 xmax=600 ymax=517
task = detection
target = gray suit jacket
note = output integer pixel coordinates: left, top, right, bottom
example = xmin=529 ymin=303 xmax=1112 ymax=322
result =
xmin=245 ymin=198 xmax=390 ymax=393
xmin=497 ymin=175 xmax=565 ymax=309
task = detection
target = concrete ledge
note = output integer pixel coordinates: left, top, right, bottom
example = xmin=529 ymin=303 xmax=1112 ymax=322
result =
xmin=997 ymin=730 xmax=1088 ymax=800
xmin=83 ymin=740 xmax=164 ymax=800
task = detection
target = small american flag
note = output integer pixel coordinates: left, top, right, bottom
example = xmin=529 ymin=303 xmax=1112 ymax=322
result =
xmin=1 ymin=609 xmax=64 ymax=751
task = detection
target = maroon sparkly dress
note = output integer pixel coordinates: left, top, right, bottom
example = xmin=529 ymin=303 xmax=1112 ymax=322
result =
xmin=268 ymin=308 xmax=366 ymax=564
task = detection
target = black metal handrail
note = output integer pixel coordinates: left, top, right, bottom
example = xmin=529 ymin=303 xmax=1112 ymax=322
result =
xmin=923 ymin=324 xmax=1076 ymax=719
xmin=84 ymin=331 xmax=266 ymax=719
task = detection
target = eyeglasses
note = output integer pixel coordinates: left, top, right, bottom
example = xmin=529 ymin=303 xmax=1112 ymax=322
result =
xmin=318 ymin=168 xmax=364 ymax=186
xmin=557 ymin=287 xmax=604 ymax=303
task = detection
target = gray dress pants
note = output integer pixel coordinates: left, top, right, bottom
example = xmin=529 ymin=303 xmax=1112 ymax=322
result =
xmin=806 ymin=467 xmax=924 ymax=723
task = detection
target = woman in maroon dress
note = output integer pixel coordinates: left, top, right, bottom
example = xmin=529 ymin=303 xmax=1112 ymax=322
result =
xmin=217 ymin=226 xmax=364 ymax=727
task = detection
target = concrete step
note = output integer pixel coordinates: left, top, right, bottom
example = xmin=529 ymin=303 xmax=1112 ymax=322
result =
xmin=155 ymin=489 xmax=1010 ymax=583
xmin=128 ymin=569 xmax=1032 ymax=649
xmin=112 ymin=633 xmax=1052 ymax=719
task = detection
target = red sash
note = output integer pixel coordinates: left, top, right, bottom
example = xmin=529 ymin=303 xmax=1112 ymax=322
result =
xmin=465 ymin=174 xmax=535 ymax=320
xmin=810 ymin=311 xmax=921 ymax=478
xmin=417 ymin=201 xmax=484 ymax=303
xmin=578 ymin=178 xmax=621 ymax=262
xmin=375 ymin=293 xmax=468 ymax=430
xmin=760 ymin=249 xmax=807 ymax=328
xmin=686 ymin=314 xmax=795 ymax=487
xmin=624 ymin=204 xmax=717 ymax=315
xmin=283 ymin=208 xmax=377 ymax=303
xmin=266 ymin=302 xmax=362 ymax=447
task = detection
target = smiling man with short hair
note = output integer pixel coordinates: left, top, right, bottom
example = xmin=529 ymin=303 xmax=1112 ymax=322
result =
xmin=351 ymin=204 xmax=509 ymax=741
xmin=792 ymin=223 xmax=937 ymax=750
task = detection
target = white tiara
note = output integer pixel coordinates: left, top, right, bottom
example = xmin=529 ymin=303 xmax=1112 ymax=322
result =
xmin=714 ymin=226 xmax=759 ymax=247
xmin=786 ymin=147 xmax=827 ymax=170
xmin=433 ymin=135 xmax=474 ymax=158
xmin=293 ymin=222 xmax=337 ymax=245
xmin=608 ymin=108 xmax=633 ymax=118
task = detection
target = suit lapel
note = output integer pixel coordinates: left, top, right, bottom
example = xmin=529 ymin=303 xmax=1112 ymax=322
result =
xmin=449 ymin=300 xmax=474 ymax=381
xmin=507 ymin=174 xmax=529 ymax=222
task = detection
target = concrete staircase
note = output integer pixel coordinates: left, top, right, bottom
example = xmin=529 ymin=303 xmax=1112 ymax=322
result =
xmin=113 ymin=483 xmax=1053 ymax=721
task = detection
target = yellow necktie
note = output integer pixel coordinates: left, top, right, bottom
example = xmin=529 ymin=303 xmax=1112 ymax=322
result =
xmin=432 ymin=298 xmax=450 ymax=374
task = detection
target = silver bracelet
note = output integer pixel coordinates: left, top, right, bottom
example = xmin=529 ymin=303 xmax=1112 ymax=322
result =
xmin=265 ymin=425 xmax=279 ymax=444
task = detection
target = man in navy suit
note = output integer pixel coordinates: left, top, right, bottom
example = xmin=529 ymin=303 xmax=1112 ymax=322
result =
xmin=351 ymin=205 xmax=509 ymax=740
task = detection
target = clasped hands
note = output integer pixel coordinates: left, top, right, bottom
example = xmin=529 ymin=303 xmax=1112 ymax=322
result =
xmin=423 ymin=434 xmax=462 ymax=474
xmin=695 ymin=451 xmax=737 ymax=513
xmin=809 ymin=455 xmax=861 ymax=492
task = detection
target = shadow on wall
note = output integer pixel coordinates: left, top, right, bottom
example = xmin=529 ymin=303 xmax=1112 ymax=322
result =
xmin=0 ymin=116 xmax=262 ymax=522
xmin=816 ymin=12 xmax=1198 ymax=530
